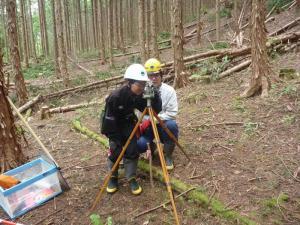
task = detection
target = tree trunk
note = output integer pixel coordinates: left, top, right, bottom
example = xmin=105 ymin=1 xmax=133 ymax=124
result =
xmin=1 ymin=2 xmax=9 ymax=61
xmin=113 ymin=0 xmax=120 ymax=49
xmin=129 ymin=0 xmax=134 ymax=43
xmin=7 ymin=0 xmax=28 ymax=105
xmin=77 ymin=0 xmax=84 ymax=51
xmin=63 ymin=0 xmax=71 ymax=53
xmin=84 ymin=0 xmax=88 ymax=50
xmin=297 ymin=0 xmax=300 ymax=15
xmin=55 ymin=0 xmax=70 ymax=87
xmin=145 ymin=0 xmax=151 ymax=57
xmin=118 ymin=0 xmax=125 ymax=52
xmin=216 ymin=0 xmax=220 ymax=41
xmin=38 ymin=0 xmax=49 ymax=57
xmin=172 ymin=0 xmax=188 ymax=89
xmin=51 ymin=0 xmax=60 ymax=78
xmin=73 ymin=0 xmax=79 ymax=52
xmin=138 ymin=0 xmax=147 ymax=63
xmin=107 ymin=0 xmax=114 ymax=67
xmin=28 ymin=0 xmax=37 ymax=61
xmin=197 ymin=0 xmax=203 ymax=45
xmin=19 ymin=0 xmax=29 ymax=68
xmin=0 ymin=48 xmax=26 ymax=172
xmin=150 ymin=0 xmax=159 ymax=59
xmin=98 ymin=0 xmax=106 ymax=62
xmin=241 ymin=0 xmax=271 ymax=98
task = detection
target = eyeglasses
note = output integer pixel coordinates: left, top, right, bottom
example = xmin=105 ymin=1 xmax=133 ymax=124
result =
xmin=149 ymin=74 xmax=160 ymax=80
xmin=134 ymin=81 xmax=146 ymax=88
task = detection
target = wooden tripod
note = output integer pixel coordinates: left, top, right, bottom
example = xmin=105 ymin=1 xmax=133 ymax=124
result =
xmin=90 ymin=100 xmax=182 ymax=225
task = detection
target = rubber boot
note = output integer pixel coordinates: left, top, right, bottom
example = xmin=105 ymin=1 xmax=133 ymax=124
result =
xmin=124 ymin=158 xmax=142 ymax=195
xmin=163 ymin=143 xmax=175 ymax=171
xmin=106 ymin=159 xmax=119 ymax=194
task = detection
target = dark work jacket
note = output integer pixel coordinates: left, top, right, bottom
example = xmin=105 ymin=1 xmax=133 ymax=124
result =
xmin=101 ymin=85 xmax=162 ymax=141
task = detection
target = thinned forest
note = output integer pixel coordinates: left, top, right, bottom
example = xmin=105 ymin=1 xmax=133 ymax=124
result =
xmin=0 ymin=0 xmax=300 ymax=224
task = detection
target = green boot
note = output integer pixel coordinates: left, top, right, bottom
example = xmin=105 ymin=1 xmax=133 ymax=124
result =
xmin=106 ymin=176 xmax=118 ymax=193
xmin=164 ymin=143 xmax=175 ymax=171
xmin=129 ymin=177 xmax=142 ymax=195
xmin=106 ymin=159 xmax=119 ymax=193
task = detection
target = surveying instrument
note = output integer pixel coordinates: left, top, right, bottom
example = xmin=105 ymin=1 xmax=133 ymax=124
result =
xmin=90 ymin=83 xmax=190 ymax=225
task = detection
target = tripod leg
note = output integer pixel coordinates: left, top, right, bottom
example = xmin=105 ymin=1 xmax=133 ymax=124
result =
xmin=90 ymin=108 xmax=148 ymax=212
xmin=152 ymin=111 xmax=191 ymax=162
xmin=148 ymin=108 xmax=180 ymax=225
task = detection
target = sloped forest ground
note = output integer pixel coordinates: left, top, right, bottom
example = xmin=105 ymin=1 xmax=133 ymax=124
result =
xmin=1 ymin=6 xmax=300 ymax=225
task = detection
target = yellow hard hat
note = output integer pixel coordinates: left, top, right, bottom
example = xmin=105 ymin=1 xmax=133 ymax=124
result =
xmin=144 ymin=58 xmax=161 ymax=73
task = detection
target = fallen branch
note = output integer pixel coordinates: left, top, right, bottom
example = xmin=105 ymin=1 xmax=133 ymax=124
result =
xmin=32 ymin=208 xmax=62 ymax=225
xmin=134 ymin=187 xmax=196 ymax=219
xmin=282 ymin=0 xmax=296 ymax=9
xmin=67 ymin=56 xmax=95 ymax=76
xmin=42 ymin=76 xmax=124 ymax=100
xmin=72 ymin=121 xmax=258 ymax=225
xmin=218 ymin=32 xmax=300 ymax=79
xmin=162 ymin=47 xmax=251 ymax=68
xmin=17 ymin=95 xmax=41 ymax=114
xmin=217 ymin=59 xmax=251 ymax=80
xmin=40 ymin=101 xmax=104 ymax=119
xmin=277 ymin=156 xmax=300 ymax=183
xmin=48 ymin=100 xmax=104 ymax=114
xmin=269 ymin=17 xmax=300 ymax=37
xmin=194 ymin=122 xmax=245 ymax=128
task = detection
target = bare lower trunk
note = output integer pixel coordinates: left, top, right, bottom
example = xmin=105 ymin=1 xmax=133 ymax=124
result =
xmin=98 ymin=0 xmax=106 ymax=61
xmin=241 ymin=0 xmax=271 ymax=98
xmin=172 ymin=0 xmax=188 ymax=89
xmin=138 ymin=0 xmax=146 ymax=62
xmin=20 ymin=0 xmax=29 ymax=68
xmin=107 ymin=0 xmax=114 ymax=66
xmin=55 ymin=0 xmax=70 ymax=87
xmin=7 ymin=0 xmax=28 ymax=105
xmin=0 ymin=48 xmax=26 ymax=172
xmin=150 ymin=0 xmax=159 ymax=59
xmin=216 ymin=0 xmax=220 ymax=41
xmin=52 ymin=0 xmax=60 ymax=78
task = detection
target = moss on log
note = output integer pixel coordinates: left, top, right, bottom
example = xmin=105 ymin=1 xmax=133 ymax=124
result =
xmin=71 ymin=120 xmax=258 ymax=225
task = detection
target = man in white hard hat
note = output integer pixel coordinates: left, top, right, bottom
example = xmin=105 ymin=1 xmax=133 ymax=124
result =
xmin=100 ymin=64 xmax=162 ymax=195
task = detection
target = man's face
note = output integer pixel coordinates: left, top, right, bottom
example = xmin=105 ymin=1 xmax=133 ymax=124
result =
xmin=130 ymin=81 xmax=146 ymax=95
xmin=148 ymin=72 xmax=162 ymax=87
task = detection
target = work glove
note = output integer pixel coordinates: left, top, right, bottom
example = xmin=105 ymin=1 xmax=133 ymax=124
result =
xmin=139 ymin=119 xmax=151 ymax=135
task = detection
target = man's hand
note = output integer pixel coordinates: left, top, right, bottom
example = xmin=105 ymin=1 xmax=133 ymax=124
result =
xmin=145 ymin=149 xmax=152 ymax=159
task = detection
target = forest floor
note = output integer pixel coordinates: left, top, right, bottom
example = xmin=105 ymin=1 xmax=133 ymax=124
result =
xmin=1 ymin=7 xmax=300 ymax=225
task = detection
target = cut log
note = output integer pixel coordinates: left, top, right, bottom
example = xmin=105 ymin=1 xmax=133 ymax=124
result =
xmin=67 ymin=56 xmax=95 ymax=76
xmin=17 ymin=95 xmax=41 ymax=114
xmin=162 ymin=47 xmax=251 ymax=68
xmin=163 ymin=32 xmax=300 ymax=70
xmin=269 ymin=17 xmax=300 ymax=37
xmin=217 ymin=59 xmax=251 ymax=80
xmin=40 ymin=106 xmax=51 ymax=120
xmin=42 ymin=75 xmax=124 ymax=100
xmin=71 ymin=120 xmax=258 ymax=225
xmin=267 ymin=31 xmax=300 ymax=47
xmin=48 ymin=100 xmax=104 ymax=114
xmin=218 ymin=32 xmax=300 ymax=79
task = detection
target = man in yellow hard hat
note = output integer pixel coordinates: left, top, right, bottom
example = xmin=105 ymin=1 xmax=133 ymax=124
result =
xmin=138 ymin=58 xmax=179 ymax=170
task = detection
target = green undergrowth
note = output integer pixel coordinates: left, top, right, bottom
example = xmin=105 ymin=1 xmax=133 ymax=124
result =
xmin=72 ymin=120 xmax=258 ymax=225
xmin=90 ymin=214 xmax=113 ymax=225
xmin=22 ymin=60 xmax=54 ymax=80
xmin=258 ymin=193 xmax=289 ymax=224
xmin=267 ymin=0 xmax=294 ymax=12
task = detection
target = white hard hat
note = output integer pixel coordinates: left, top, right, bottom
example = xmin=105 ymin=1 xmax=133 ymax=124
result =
xmin=124 ymin=64 xmax=149 ymax=82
